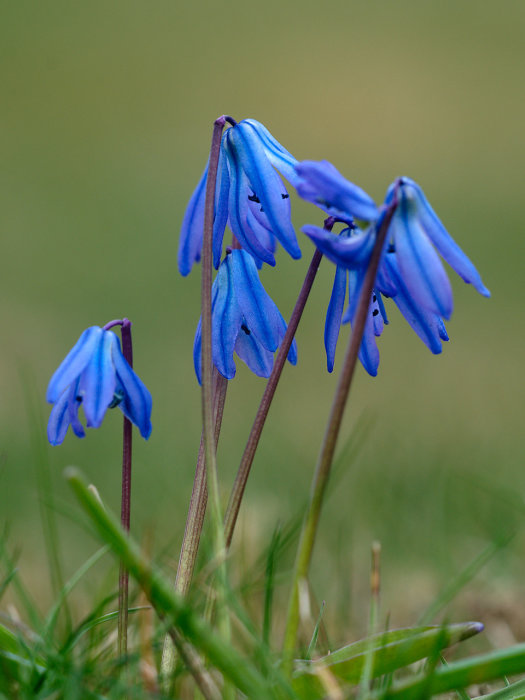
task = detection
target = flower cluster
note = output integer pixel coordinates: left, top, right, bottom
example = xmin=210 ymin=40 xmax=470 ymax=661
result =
xmin=297 ymin=164 xmax=490 ymax=374
xmin=178 ymin=116 xmax=489 ymax=381
xmin=47 ymin=325 xmax=152 ymax=445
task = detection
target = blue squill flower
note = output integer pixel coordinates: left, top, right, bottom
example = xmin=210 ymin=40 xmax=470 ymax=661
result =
xmin=305 ymin=222 xmax=387 ymax=376
xmin=46 ymin=326 xmax=152 ymax=445
xmin=295 ymin=160 xmax=379 ymax=223
xmin=382 ymin=177 xmax=490 ymax=321
xmin=193 ymin=248 xmax=297 ymax=382
xmin=178 ymin=118 xmax=301 ymax=275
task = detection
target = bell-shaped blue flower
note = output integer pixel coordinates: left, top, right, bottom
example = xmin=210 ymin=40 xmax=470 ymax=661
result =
xmin=46 ymin=326 xmax=152 ymax=445
xmin=193 ymin=248 xmax=297 ymax=383
xmin=311 ymin=223 xmax=387 ymax=376
xmin=382 ymin=177 xmax=490 ymax=320
xmin=178 ymin=118 xmax=301 ymax=276
xmin=295 ymin=160 xmax=379 ymax=223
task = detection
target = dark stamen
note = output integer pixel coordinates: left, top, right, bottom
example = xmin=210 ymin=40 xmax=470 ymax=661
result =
xmin=241 ymin=324 xmax=251 ymax=335
xmin=248 ymin=193 xmax=260 ymax=204
xmin=372 ymin=309 xmax=379 ymax=317
xmin=281 ymin=193 xmax=289 ymax=199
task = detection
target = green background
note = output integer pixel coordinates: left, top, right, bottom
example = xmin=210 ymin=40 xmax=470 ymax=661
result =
xmin=1 ymin=1 xmax=524 ymax=642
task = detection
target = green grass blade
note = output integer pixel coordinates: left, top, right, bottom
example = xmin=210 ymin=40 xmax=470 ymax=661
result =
xmin=43 ymin=545 xmax=109 ymax=641
xmin=473 ymin=679 xmax=525 ymax=699
xmin=65 ymin=467 xmax=279 ymax=700
xmin=372 ymin=644 xmax=525 ymax=699
xmin=293 ymin=623 xmax=483 ymax=698
xmin=419 ymin=535 xmax=513 ymax=625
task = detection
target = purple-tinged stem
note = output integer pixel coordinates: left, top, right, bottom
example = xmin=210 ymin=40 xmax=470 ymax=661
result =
xmin=282 ymin=199 xmax=398 ymax=668
xmin=107 ymin=317 xmax=134 ymax=660
xmin=223 ymin=218 xmax=336 ymax=549
xmin=159 ymin=371 xmax=228 ymax=684
xmin=200 ymin=117 xmax=231 ymax=647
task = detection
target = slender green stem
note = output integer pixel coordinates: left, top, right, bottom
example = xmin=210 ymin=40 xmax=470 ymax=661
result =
xmin=282 ymin=201 xmax=398 ymax=668
xmin=200 ymin=116 xmax=231 ymax=646
xmin=224 ymin=245 xmax=325 ymax=549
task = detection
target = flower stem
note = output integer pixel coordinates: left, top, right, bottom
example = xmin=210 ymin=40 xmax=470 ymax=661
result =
xmin=200 ymin=116 xmax=231 ymax=645
xmin=223 ymin=219 xmax=335 ymax=549
xmin=160 ymin=370 xmax=228 ymax=686
xmin=118 ymin=317 xmax=133 ymax=660
xmin=282 ymin=201 xmax=398 ymax=670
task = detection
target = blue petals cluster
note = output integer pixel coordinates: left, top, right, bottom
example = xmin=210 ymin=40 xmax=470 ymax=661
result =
xmin=179 ymin=118 xmax=301 ymax=276
xmin=297 ymin=162 xmax=490 ymax=375
xmin=46 ymin=326 xmax=152 ymax=445
xmin=179 ymin=119 xmax=490 ymax=383
xmin=193 ymin=248 xmax=297 ymax=382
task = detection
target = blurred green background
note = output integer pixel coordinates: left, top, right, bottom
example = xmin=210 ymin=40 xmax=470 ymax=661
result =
xmin=1 ymin=0 xmax=524 ymax=643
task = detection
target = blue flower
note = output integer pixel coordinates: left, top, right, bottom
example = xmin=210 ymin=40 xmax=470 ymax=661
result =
xmin=295 ymin=160 xmax=379 ymax=223
xmin=374 ymin=177 xmax=490 ymax=352
xmin=193 ymin=248 xmax=297 ymax=382
xmin=178 ymin=118 xmax=301 ymax=275
xmin=305 ymin=223 xmax=387 ymax=376
xmin=46 ymin=326 xmax=152 ymax=445
xmin=382 ymin=177 xmax=490 ymax=319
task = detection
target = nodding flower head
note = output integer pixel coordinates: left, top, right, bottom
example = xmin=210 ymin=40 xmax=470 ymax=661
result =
xmin=46 ymin=324 xmax=152 ymax=446
xmin=374 ymin=177 xmax=490 ymax=353
xmin=295 ymin=160 xmax=379 ymax=223
xmin=193 ymin=248 xmax=297 ymax=383
xmin=178 ymin=117 xmax=301 ymax=276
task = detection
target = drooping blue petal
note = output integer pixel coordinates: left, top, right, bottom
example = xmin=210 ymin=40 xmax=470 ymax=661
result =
xmin=178 ymin=164 xmax=208 ymax=276
xmin=302 ymin=224 xmax=374 ymax=268
xmin=392 ymin=193 xmax=453 ymax=319
xmin=295 ymin=160 xmax=379 ymax=222
xmin=242 ymin=119 xmax=300 ymax=187
xmin=80 ymin=330 xmax=116 ymax=428
xmin=383 ymin=252 xmax=445 ymax=354
xmin=403 ymin=177 xmax=490 ymax=297
xmin=234 ymin=323 xmax=275 ymax=378
xmin=231 ymin=249 xmax=283 ymax=352
xmin=325 ymin=264 xmax=347 ymax=373
xmin=67 ymin=377 xmax=85 ymax=438
xmin=212 ymin=134 xmax=230 ymax=269
xmin=193 ymin=317 xmax=202 ymax=385
xmin=47 ymin=388 xmax=72 ymax=445
xmin=47 ymin=326 xmax=102 ymax=403
xmin=193 ymin=281 xmax=219 ymax=385
xmin=225 ymin=130 xmax=276 ymax=266
xmin=212 ymin=254 xmax=244 ymax=380
xmin=231 ymin=122 xmax=301 ymax=260
xmin=342 ymin=270 xmax=382 ymax=376
xmin=111 ymin=334 xmax=152 ymax=439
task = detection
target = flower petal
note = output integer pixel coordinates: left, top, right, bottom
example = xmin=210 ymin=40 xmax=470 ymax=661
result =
xmin=47 ymin=326 xmax=102 ymax=403
xmin=405 ymin=177 xmax=490 ymax=297
xmin=234 ymin=323 xmax=274 ymax=378
xmin=242 ymin=119 xmax=300 ymax=187
xmin=231 ymin=249 xmax=283 ymax=352
xmin=325 ymin=265 xmax=347 ymax=373
xmin=225 ymin=130 xmax=276 ymax=266
xmin=111 ymin=334 xmax=153 ymax=439
xmin=383 ymin=253 xmax=445 ymax=353
xmin=47 ymin=388 xmax=72 ymax=445
xmin=392 ymin=194 xmax=453 ymax=320
xmin=178 ymin=164 xmax=208 ymax=276
xmin=80 ymin=330 xmax=117 ymax=428
xmin=67 ymin=378 xmax=85 ymax=438
xmin=295 ymin=160 xmax=379 ymax=222
xmin=212 ymin=254 xmax=244 ymax=380
xmin=213 ymin=134 xmax=230 ymax=269
xmin=302 ymin=224 xmax=374 ymax=269
xmin=231 ymin=122 xmax=301 ymax=260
